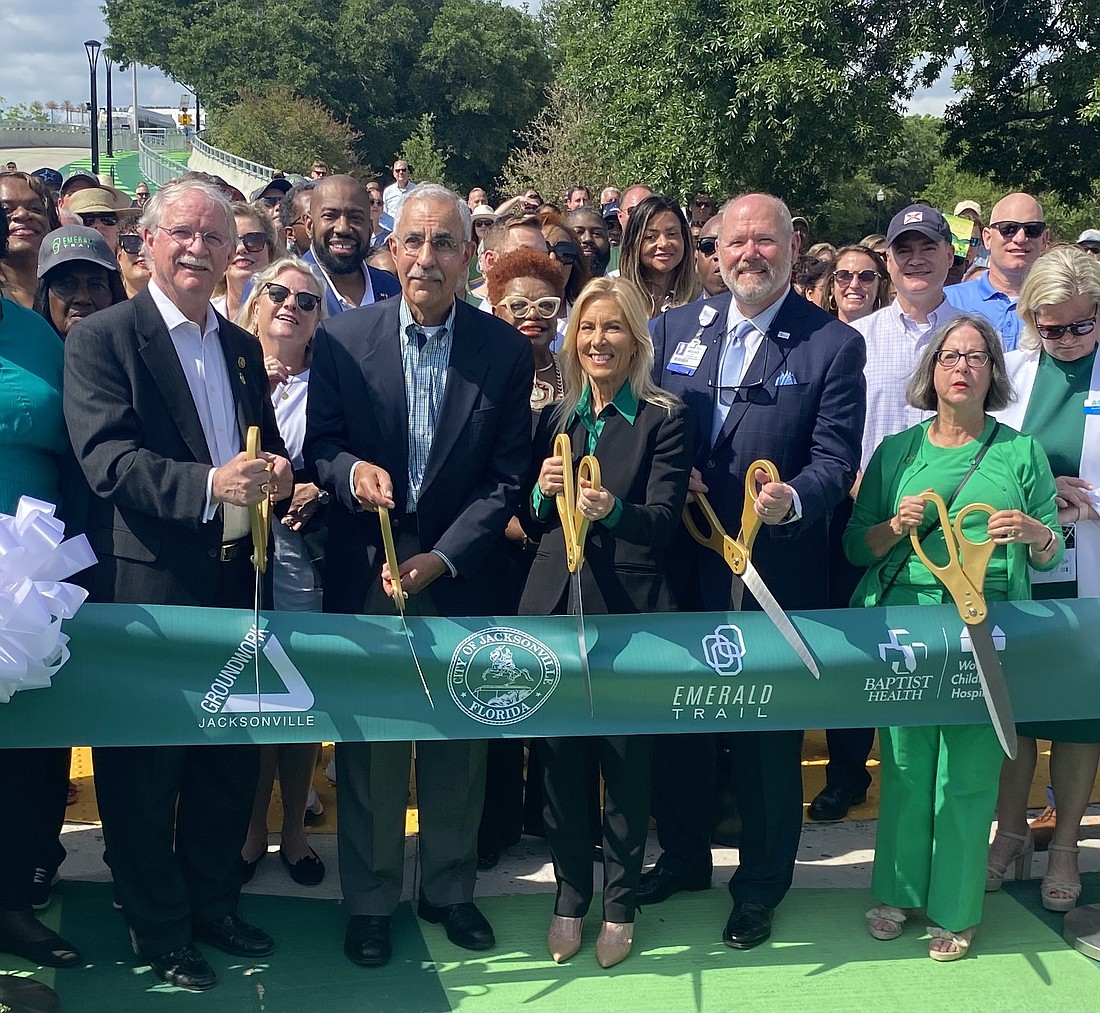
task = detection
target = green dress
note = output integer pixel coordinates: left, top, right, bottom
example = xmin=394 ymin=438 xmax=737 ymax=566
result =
xmin=1017 ymin=347 xmax=1100 ymax=741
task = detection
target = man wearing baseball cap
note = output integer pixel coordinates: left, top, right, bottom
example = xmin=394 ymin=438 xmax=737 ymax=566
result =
xmin=30 ymin=167 xmax=63 ymax=198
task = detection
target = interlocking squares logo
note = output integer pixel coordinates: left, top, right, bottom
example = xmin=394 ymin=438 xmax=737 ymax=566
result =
xmin=702 ymin=624 xmax=746 ymax=677
xmin=878 ymin=628 xmax=928 ymax=675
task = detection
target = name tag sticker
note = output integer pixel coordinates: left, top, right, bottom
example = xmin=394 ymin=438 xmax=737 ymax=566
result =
xmin=1084 ymin=396 xmax=1100 ymax=415
xmin=667 ymin=339 xmax=707 ymax=375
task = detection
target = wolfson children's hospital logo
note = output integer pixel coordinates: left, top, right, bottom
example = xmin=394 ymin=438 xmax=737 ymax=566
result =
xmin=448 ymin=627 xmax=560 ymax=726
xmin=867 ymin=625 xmax=1007 ymax=704
xmin=197 ymin=627 xmax=316 ymax=729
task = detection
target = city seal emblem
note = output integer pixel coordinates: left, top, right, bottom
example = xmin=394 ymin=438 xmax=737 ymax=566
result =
xmin=448 ymin=627 xmax=560 ymax=726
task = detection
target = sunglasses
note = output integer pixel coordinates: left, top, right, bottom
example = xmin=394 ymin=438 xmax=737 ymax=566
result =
xmin=264 ymin=283 xmax=321 ymax=312
xmin=696 ymin=237 xmax=718 ymax=256
xmin=1079 ymin=242 xmax=1100 ymax=256
xmin=498 ymin=295 xmax=561 ymax=319
xmin=1035 ymin=310 xmax=1097 ymax=341
xmin=548 ymin=241 xmax=579 ymax=265
xmin=135 ymin=192 xmax=150 ymax=202
xmin=237 ymin=231 xmax=268 ymax=253
xmin=80 ymin=212 xmax=116 ymax=227
xmin=118 ymin=234 xmax=143 ymax=255
xmin=989 ymin=220 xmax=1045 ymax=240
xmin=368 ymin=198 xmax=383 ymax=207
xmin=834 ymin=269 xmax=879 ymax=286
xmin=258 ymin=197 xmax=280 ymax=209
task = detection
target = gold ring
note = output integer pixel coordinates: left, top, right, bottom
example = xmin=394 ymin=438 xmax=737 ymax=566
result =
xmin=261 ymin=483 xmax=270 ymax=494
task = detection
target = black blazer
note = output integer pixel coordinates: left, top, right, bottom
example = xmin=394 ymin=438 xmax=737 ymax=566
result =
xmin=304 ymin=297 xmax=534 ymax=616
xmin=518 ymin=398 xmax=693 ymax=616
xmin=63 ymin=286 xmax=288 ymax=606
xmin=650 ymin=290 xmax=865 ymax=610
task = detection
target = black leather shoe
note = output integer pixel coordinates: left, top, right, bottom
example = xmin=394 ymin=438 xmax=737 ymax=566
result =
xmin=807 ymin=784 xmax=868 ymax=822
xmin=476 ymin=849 xmax=500 ymax=871
xmin=192 ymin=913 xmax=274 ymax=958
xmin=281 ymin=847 xmax=325 ymax=886
xmin=344 ymin=915 xmax=392 ymax=967
xmin=147 ymin=943 xmax=217 ymax=991
xmin=723 ymin=902 xmax=774 ymax=949
xmin=417 ymin=900 xmax=495 ymax=950
xmin=636 ymin=866 xmax=711 ymax=906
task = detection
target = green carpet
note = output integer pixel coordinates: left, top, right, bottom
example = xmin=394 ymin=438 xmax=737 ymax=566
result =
xmin=2 ymin=879 xmax=1097 ymax=1012
xmin=60 ymin=150 xmax=190 ymax=195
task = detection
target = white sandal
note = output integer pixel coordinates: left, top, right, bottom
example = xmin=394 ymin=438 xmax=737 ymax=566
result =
xmin=865 ymin=905 xmax=907 ymax=941
xmin=1041 ymin=843 xmax=1081 ymax=912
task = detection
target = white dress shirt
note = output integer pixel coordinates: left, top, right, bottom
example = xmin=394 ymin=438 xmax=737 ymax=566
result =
xmin=316 ymin=258 xmax=377 ymax=310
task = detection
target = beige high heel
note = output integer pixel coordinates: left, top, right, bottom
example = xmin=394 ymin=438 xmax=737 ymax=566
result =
xmin=986 ymin=829 xmax=1034 ymax=891
xmin=595 ymin=921 xmax=634 ymax=968
xmin=1041 ymin=844 xmax=1081 ymax=912
xmin=547 ymin=915 xmax=583 ymax=963
xmin=927 ymin=926 xmax=974 ymax=962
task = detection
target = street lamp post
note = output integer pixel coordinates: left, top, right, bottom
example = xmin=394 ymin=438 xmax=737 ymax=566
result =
xmin=84 ymin=39 xmax=101 ymax=175
xmin=875 ymin=187 xmax=886 ymax=235
xmin=105 ymin=55 xmax=114 ymax=159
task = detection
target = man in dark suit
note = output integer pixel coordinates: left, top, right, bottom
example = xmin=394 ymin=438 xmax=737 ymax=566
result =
xmin=643 ymin=193 xmax=865 ymax=948
xmin=304 ymin=183 xmax=533 ymax=968
xmin=63 ymin=179 xmax=293 ymax=991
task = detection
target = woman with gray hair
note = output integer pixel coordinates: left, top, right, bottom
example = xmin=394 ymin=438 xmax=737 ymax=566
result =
xmin=519 ymin=277 xmax=693 ymax=968
xmin=986 ymin=244 xmax=1100 ymax=912
xmin=844 ymin=312 xmax=1062 ymax=961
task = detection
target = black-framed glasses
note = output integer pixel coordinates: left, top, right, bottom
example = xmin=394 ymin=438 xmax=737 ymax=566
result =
xmin=696 ymin=237 xmax=718 ymax=256
xmin=1036 ymin=309 xmax=1097 ymax=341
xmin=834 ymin=269 xmax=879 ymax=286
xmin=989 ymin=220 xmax=1045 ymax=240
xmin=473 ymin=217 xmax=494 ymax=229
xmin=708 ymin=337 xmax=775 ymax=405
xmin=80 ymin=212 xmax=116 ymax=227
xmin=548 ymin=241 xmax=579 ymax=265
xmin=498 ymin=295 xmax=561 ymax=319
xmin=368 ymin=198 xmax=383 ymax=207
xmin=257 ymin=196 xmax=280 ymax=209
xmin=1078 ymin=242 xmax=1100 ymax=256
xmin=118 ymin=234 xmax=143 ymax=255
xmin=935 ymin=349 xmax=991 ymax=368
xmin=263 ymin=283 xmax=321 ymax=312
xmin=158 ymin=225 xmax=228 ymax=249
xmin=237 ymin=231 xmax=268 ymax=253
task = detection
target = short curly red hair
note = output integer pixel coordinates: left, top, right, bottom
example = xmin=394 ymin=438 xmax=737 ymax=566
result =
xmin=486 ymin=247 xmax=565 ymax=306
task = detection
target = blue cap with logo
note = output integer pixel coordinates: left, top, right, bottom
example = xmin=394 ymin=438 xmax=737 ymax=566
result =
xmin=886 ymin=205 xmax=952 ymax=247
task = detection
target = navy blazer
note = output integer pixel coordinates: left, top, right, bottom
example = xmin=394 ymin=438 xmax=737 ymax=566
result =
xmin=300 ymin=247 xmax=400 ymax=318
xmin=304 ymin=297 xmax=534 ymax=616
xmin=650 ymin=290 xmax=866 ymax=610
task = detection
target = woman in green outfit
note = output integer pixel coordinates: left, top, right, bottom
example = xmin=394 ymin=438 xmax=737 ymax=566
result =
xmin=845 ymin=312 xmax=1063 ymax=961
xmin=987 ymin=245 xmax=1100 ymax=912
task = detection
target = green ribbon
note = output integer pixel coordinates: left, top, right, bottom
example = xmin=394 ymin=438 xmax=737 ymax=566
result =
xmin=2 ymin=599 xmax=1097 ymax=747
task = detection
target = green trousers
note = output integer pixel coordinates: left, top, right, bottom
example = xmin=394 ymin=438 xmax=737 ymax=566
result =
xmin=872 ymin=722 xmax=1003 ymax=931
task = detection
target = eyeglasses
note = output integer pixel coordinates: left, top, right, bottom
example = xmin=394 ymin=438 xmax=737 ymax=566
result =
xmin=989 ymin=220 xmax=1045 ymax=240
xmin=79 ymin=212 xmax=116 ymax=227
xmin=135 ymin=192 xmax=150 ymax=202
xmin=935 ymin=349 xmax=991 ymax=368
xmin=498 ymin=295 xmax=561 ymax=319
xmin=258 ymin=197 xmax=280 ymax=209
xmin=696 ymin=237 xmax=718 ymax=256
xmin=548 ymin=241 xmax=579 ymax=265
xmin=834 ymin=269 xmax=879 ymax=286
xmin=1035 ymin=309 xmax=1097 ymax=341
xmin=963 ymin=236 xmax=981 ymax=247
xmin=263 ymin=283 xmax=321 ymax=312
xmin=237 ymin=231 xmax=268 ymax=253
xmin=399 ymin=234 xmax=461 ymax=255
xmin=158 ymin=226 xmax=228 ymax=249
xmin=118 ymin=234 xmax=143 ymax=255
xmin=473 ymin=218 xmax=493 ymax=229
xmin=368 ymin=198 xmax=383 ymax=207
xmin=1078 ymin=242 xmax=1100 ymax=256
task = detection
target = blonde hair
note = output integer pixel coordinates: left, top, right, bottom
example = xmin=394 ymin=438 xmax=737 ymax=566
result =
xmin=1016 ymin=245 xmax=1100 ymax=351
xmin=555 ymin=277 xmax=680 ymax=432
xmin=236 ymin=255 xmax=328 ymax=333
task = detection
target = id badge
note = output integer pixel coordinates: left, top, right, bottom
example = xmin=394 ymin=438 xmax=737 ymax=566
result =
xmin=667 ymin=338 xmax=707 ymax=375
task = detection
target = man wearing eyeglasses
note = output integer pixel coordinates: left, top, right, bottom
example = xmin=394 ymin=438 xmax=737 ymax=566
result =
xmin=382 ymin=160 xmax=416 ymax=219
xmin=63 ymin=178 xmax=293 ymax=992
xmin=279 ymin=180 xmax=315 ymax=256
xmin=945 ymin=192 xmax=1048 ymax=351
xmin=305 ymin=183 xmax=533 ymax=969
xmin=68 ymin=186 xmax=128 ymax=250
xmin=693 ymin=215 xmax=726 ymax=298
xmin=249 ymin=177 xmax=293 ymax=230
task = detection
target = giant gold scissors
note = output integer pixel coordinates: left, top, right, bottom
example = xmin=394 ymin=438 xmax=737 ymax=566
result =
xmin=245 ymin=426 xmax=272 ymax=710
xmin=554 ymin=432 xmax=601 ymax=714
xmin=909 ymin=492 xmax=1016 ymax=758
xmin=682 ymin=459 xmax=819 ymax=679
xmin=378 ymin=506 xmax=433 ymax=708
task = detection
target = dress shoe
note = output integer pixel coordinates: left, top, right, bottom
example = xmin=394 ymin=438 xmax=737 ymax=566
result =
xmin=807 ymin=783 xmax=867 ymax=822
xmin=240 ymin=849 xmax=267 ymax=885
xmin=547 ymin=914 xmax=583 ymax=963
xmin=281 ymin=846 xmax=325 ymax=886
xmin=147 ymin=943 xmax=217 ymax=991
xmin=192 ymin=913 xmax=275 ymax=958
xmin=417 ymin=900 xmax=495 ymax=950
xmin=723 ymin=902 xmax=774 ymax=949
xmin=476 ymin=849 xmax=500 ymax=871
xmin=636 ymin=866 xmax=710 ymax=906
xmin=595 ymin=920 xmax=634 ymax=968
xmin=344 ymin=915 xmax=392 ymax=967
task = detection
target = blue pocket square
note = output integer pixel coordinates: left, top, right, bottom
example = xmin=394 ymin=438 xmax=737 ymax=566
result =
xmin=775 ymin=370 xmax=798 ymax=386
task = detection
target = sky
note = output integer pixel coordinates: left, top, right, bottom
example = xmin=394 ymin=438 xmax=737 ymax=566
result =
xmin=0 ymin=1 xmax=957 ymax=120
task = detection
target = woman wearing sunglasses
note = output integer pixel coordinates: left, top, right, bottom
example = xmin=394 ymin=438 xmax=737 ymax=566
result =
xmin=987 ymin=245 xmax=1100 ymax=914
xmin=235 ymin=257 xmax=330 ymax=888
xmin=540 ymin=211 xmax=590 ymax=326
xmin=114 ymin=210 xmax=151 ymax=298
xmin=823 ymin=245 xmax=888 ymax=325
xmin=618 ymin=195 xmax=700 ymax=319
xmin=213 ymin=202 xmax=279 ymax=321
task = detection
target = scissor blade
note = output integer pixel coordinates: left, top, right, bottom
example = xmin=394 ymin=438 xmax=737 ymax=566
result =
xmin=399 ymin=611 xmax=434 ymax=709
xmin=253 ymin=564 xmax=263 ymax=712
xmin=969 ymin=622 xmax=1017 ymax=759
xmin=572 ymin=571 xmax=594 ymax=716
xmin=741 ymin=562 xmax=820 ymax=679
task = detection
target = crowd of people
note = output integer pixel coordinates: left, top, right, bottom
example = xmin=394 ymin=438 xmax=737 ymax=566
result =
xmin=0 ymin=154 xmax=1097 ymax=991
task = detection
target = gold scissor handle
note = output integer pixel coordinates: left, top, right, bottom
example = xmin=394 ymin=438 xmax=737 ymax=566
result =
xmin=908 ymin=491 xmax=996 ymax=624
xmin=553 ymin=433 xmax=601 ymax=574
xmin=740 ymin=458 xmax=781 ymax=552
xmin=245 ymin=426 xmax=270 ymax=574
xmin=683 ymin=492 xmax=738 ymax=565
xmin=377 ymin=506 xmax=406 ymax=614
